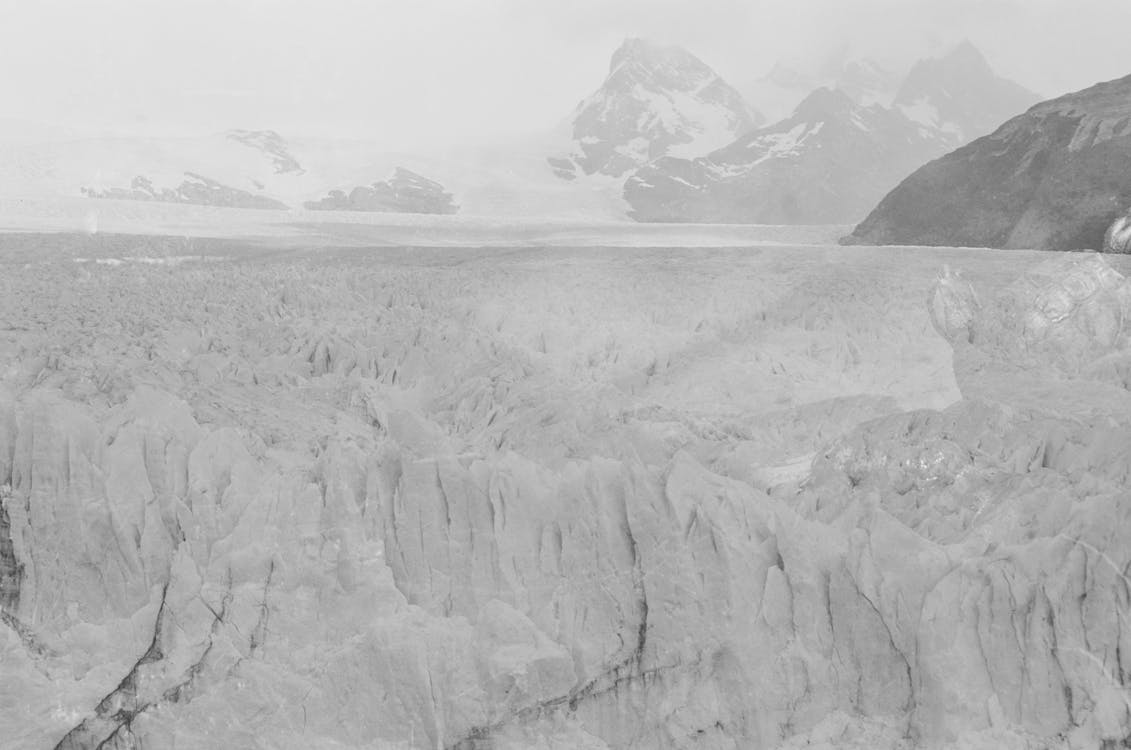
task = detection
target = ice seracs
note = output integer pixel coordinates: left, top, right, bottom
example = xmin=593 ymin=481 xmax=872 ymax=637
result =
xmin=928 ymin=253 xmax=1131 ymax=398
xmin=3 ymin=236 xmax=1130 ymax=748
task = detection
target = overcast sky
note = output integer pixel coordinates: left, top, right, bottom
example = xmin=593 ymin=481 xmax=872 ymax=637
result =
xmin=0 ymin=0 xmax=1127 ymax=149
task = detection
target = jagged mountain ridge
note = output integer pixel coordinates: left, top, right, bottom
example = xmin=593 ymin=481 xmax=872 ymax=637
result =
xmin=550 ymin=38 xmax=762 ymax=180
xmin=626 ymin=88 xmax=930 ymax=223
xmin=892 ymin=39 xmax=1041 ymax=148
xmin=846 ymin=73 xmax=1131 ymax=250
xmin=0 ymin=129 xmax=636 ymax=218
xmin=625 ymin=42 xmax=1042 ymax=224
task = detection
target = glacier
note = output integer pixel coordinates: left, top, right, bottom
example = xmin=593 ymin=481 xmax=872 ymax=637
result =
xmin=1 ymin=235 xmax=1129 ymax=749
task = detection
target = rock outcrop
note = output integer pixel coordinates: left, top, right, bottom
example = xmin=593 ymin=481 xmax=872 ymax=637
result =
xmin=846 ymin=74 xmax=1131 ymax=250
xmin=304 ymin=167 xmax=458 ymax=214
xmin=891 ymin=40 xmax=1040 ymax=150
xmin=82 ymin=172 xmax=289 ymax=210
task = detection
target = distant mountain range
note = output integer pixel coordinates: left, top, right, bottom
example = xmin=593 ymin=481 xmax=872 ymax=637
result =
xmin=0 ymin=37 xmax=1050 ymax=227
xmin=620 ymin=41 xmax=1041 ymax=224
xmin=846 ymin=73 xmax=1131 ymax=251
xmin=0 ymin=129 xmax=627 ymax=219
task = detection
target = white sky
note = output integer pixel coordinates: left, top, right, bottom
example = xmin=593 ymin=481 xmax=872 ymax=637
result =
xmin=0 ymin=0 xmax=1127 ymax=149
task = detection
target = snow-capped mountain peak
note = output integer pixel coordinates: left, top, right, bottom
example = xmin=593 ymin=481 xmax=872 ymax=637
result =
xmin=893 ymin=40 xmax=1040 ymax=145
xmin=550 ymin=37 xmax=761 ymax=179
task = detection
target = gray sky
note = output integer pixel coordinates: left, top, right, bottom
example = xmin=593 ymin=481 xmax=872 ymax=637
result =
xmin=0 ymin=0 xmax=1127 ymax=149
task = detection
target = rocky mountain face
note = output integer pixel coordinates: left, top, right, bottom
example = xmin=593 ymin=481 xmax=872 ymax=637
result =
xmin=549 ymin=38 xmax=761 ymax=180
xmin=1105 ymin=209 xmax=1131 ymax=253
xmin=82 ymin=172 xmax=289 ymax=210
xmin=625 ymin=88 xmax=929 ymax=223
xmin=303 ymin=167 xmax=459 ymax=214
xmin=892 ymin=40 xmax=1041 ymax=150
xmin=846 ymin=73 xmax=1131 ymax=250
xmin=626 ymin=42 xmax=1040 ymax=224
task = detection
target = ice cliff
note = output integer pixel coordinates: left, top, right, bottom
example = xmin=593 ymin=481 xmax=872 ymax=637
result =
xmin=0 ymin=245 xmax=1128 ymax=749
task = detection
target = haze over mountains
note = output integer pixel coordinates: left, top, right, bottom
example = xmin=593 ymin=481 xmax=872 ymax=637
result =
xmin=622 ymin=41 xmax=1041 ymax=223
xmin=0 ymin=34 xmax=1113 ymax=235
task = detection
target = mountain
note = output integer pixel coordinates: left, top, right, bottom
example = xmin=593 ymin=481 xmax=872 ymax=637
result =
xmin=846 ymin=73 xmax=1131 ymax=250
xmin=836 ymin=58 xmax=903 ymax=108
xmin=892 ymin=39 xmax=1041 ymax=149
xmin=625 ymin=88 xmax=929 ymax=223
xmin=549 ymin=38 xmax=761 ymax=180
xmin=304 ymin=167 xmax=458 ymax=214
xmin=743 ymin=57 xmax=901 ymax=122
xmin=625 ymin=42 xmax=1040 ymax=224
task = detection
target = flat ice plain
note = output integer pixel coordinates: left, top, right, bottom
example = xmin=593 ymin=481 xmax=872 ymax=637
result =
xmin=2 ymin=208 xmax=1130 ymax=749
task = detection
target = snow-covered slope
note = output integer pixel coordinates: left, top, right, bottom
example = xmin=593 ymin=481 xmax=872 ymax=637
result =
xmin=0 ymin=130 xmax=314 ymax=208
xmin=549 ymin=38 xmax=761 ymax=180
xmin=627 ymin=42 xmax=1039 ymax=224
xmin=304 ymin=167 xmax=458 ymax=214
xmin=743 ymin=57 xmax=902 ymax=123
xmin=0 ymin=130 xmax=631 ymax=220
